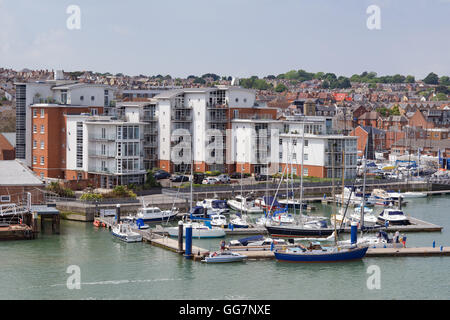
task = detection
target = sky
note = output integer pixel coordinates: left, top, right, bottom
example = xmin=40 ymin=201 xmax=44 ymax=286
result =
xmin=0 ymin=0 xmax=449 ymax=79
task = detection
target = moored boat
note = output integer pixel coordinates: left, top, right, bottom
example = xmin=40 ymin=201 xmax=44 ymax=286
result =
xmin=274 ymin=243 xmax=368 ymax=262
xmin=134 ymin=206 xmax=178 ymax=222
xmin=266 ymin=222 xmax=333 ymax=238
xmin=166 ymin=222 xmax=226 ymax=238
xmin=111 ymin=223 xmax=143 ymax=243
xmin=377 ymin=208 xmax=410 ymax=226
xmin=201 ymin=251 xmax=247 ymax=263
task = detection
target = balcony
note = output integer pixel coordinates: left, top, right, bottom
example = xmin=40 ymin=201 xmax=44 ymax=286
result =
xmin=144 ymin=127 xmax=158 ymax=136
xmin=207 ymin=116 xmax=228 ymax=123
xmin=88 ymin=134 xmax=116 ymax=142
xmin=171 ymin=114 xmax=192 ymax=122
xmin=89 ymin=149 xmax=116 ymax=158
xmin=207 ymin=103 xmax=227 ymax=109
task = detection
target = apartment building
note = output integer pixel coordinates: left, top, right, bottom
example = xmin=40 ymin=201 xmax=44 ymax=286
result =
xmin=15 ymin=72 xmax=115 ymax=166
xmin=65 ymin=114 xmax=146 ymax=188
xmin=232 ymin=116 xmax=358 ymax=179
xmin=30 ymin=104 xmax=103 ymax=180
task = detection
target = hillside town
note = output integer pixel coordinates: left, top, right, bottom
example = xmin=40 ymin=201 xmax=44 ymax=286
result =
xmin=1 ymin=67 xmax=449 ymax=190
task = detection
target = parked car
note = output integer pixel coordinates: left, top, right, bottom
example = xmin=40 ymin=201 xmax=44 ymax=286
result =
xmin=229 ymin=172 xmax=243 ymax=179
xmin=170 ymin=175 xmax=190 ymax=182
xmin=255 ymin=174 xmax=271 ymax=181
xmin=193 ymin=173 xmax=205 ymax=184
xmin=202 ymin=177 xmax=219 ymax=185
xmin=154 ymin=170 xmax=171 ymax=180
xmin=217 ymin=174 xmax=230 ymax=183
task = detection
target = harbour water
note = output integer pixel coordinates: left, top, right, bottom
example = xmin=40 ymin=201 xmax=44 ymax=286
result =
xmin=1 ymin=195 xmax=449 ymax=300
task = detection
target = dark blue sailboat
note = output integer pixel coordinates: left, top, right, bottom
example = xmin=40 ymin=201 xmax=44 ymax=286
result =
xmin=274 ymin=244 xmax=368 ymax=262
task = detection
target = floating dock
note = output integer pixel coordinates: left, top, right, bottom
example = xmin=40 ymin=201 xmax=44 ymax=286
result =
xmin=97 ymin=217 xmax=448 ymax=262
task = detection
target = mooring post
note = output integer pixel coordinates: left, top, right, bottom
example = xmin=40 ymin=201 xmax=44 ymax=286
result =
xmin=351 ymin=221 xmax=358 ymax=245
xmin=116 ymin=204 xmax=121 ymax=224
xmin=32 ymin=211 xmax=38 ymax=234
xmin=184 ymin=223 xmax=193 ymax=259
xmin=178 ymin=220 xmax=184 ymax=254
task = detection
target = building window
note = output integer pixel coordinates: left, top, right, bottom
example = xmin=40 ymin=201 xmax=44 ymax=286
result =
xmin=303 ymin=168 xmax=309 ymax=176
xmin=279 ymin=152 xmax=283 ymax=159
xmin=40 ymin=141 xmax=44 ymax=149
xmin=40 ymin=156 xmax=44 ymax=165
xmin=80 ymin=96 xmax=84 ymax=101
xmin=293 ymin=153 xmax=297 ymax=160
xmin=235 ymin=98 xmax=239 ymax=103
xmin=76 ymin=122 xmax=83 ymax=168
xmin=0 ymin=195 xmax=11 ymax=202
xmin=91 ymin=96 xmax=95 ymax=101
xmin=40 ymin=109 xmax=45 ymax=118
xmin=304 ymin=154 xmax=309 ymax=161
xmin=33 ymin=156 xmax=37 ymax=165
xmin=33 ymin=140 xmax=37 ymax=149
xmin=40 ymin=173 xmax=44 ymax=179
xmin=33 ymin=125 xmax=37 ymax=133
xmin=61 ymin=90 xmax=67 ymax=104
xmin=279 ymin=139 xmax=282 ymax=145
xmin=293 ymin=139 xmax=297 ymax=146
xmin=304 ymin=139 xmax=309 ymax=147
xmin=40 ymin=125 xmax=45 ymax=134
xmin=104 ymin=90 xmax=109 ymax=107
xmin=33 ymin=109 xmax=37 ymax=118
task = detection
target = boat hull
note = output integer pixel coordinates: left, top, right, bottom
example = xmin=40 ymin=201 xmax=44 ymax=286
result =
xmin=202 ymin=255 xmax=247 ymax=263
xmin=274 ymin=247 xmax=368 ymax=262
xmin=266 ymin=225 xmax=334 ymax=238
xmin=377 ymin=217 xmax=410 ymax=226
xmin=166 ymin=227 xmax=226 ymax=238
xmin=111 ymin=231 xmax=142 ymax=243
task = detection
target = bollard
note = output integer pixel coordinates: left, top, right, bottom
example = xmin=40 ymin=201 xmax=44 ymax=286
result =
xmin=116 ymin=204 xmax=121 ymax=224
xmin=433 ymin=241 xmax=436 ymax=248
xmin=351 ymin=222 xmax=358 ymax=245
xmin=184 ymin=223 xmax=193 ymax=259
xmin=178 ymin=220 xmax=184 ymax=253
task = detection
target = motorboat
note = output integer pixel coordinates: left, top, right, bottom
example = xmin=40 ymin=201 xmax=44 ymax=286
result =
xmin=274 ymin=243 xmax=368 ymax=262
xmin=370 ymin=189 xmax=396 ymax=206
xmin=228 ymin=235 xmax=287 ymax=247
xmin=229 ymin=215 xmax=250 ymax=228
xmin=126 ymin=218 xmax=150 ymax=230
xmin=166 ymin=222 xmax=226 ymax=238
xmin=401 ymin=192 xmax=427 ymax=198
xmin=134 ymin=206 xmax=178 ymax=222
xmin=201 ymin=251 xmax=247 ymax=263
xmin=277 ymin=199 xmax=307 ymax=210
xmin=227 ymin=195 xmax=263 ymax=214
xmin=196 ymin=199 xmax=230 ymax=215
xmin=255 ymin=196 xmax=283 ymax=210
xmin=111 ymin=223 xmax=143 ymax=243
xmin=188 ymin=206 xmax=211 ymax=218
xmin=210 ymin=214 xmax=228 ymax=228
xmin=377 ymin=208 xmax=410 ymax=226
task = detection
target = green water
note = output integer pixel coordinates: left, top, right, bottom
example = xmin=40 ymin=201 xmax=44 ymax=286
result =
xmin=1 ymin=196 xmax=449 ymax=300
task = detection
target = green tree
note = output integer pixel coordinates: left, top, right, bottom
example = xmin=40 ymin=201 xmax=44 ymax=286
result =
xmin=405 ymin=75 xmax=415 ymax=83
xmin=275 ymin=83 xmax=288 ymax=92
xmin=439 ymin=76 xmax=450 ymax=86
xmin=423 ymin=72 xmax=439 ymax=85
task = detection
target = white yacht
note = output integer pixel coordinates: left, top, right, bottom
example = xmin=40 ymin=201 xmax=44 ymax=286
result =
xmin=196 ymin=199 xmax=229 ymax=215
xmin=166 ymin=222 xmax=226 ymax=238
xmin=229 ymin=215 xmax=250 ymax=228
xmin=227 ymin=195 xmax=263 ymax=214
xmin=377 ymin=208 xmax=410 ymax=226
xmin=134 ymin=206 xmax=178 ymax=222
xmin=210 ymin=214 xmax=228 ymax=228
xmin=111 ymin=223 xmax=143 ymax=243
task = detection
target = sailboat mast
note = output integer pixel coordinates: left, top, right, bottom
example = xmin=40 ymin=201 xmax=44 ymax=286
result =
xmin=361 ymin=142 xmax=368 ymax=231
xmin=299 ymin=121 xmax=305 ymax=216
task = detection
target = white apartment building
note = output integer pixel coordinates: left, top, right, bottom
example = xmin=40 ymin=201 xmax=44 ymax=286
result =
xmin=65 ymin=114 xmax=145 ymax=188
xmin=231 ymin=115 xmax=358 ymax=179
xmin=15 ymin=72 xmax=115 ymax=166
